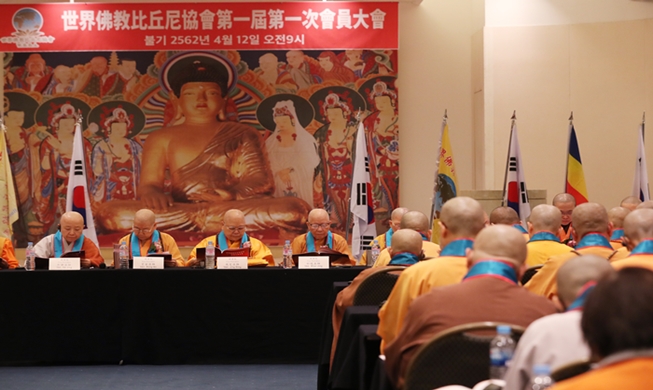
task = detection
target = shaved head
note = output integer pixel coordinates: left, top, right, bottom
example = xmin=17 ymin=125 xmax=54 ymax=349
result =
xmin=489 ymin=206 xmax=520 ymax=225
xmin=620 ymin=196 xmax=642 ymax=211
xmin=134 ymin=209 xmax=156 ymax=226
xmin=557 ymin=255 xmax=614 ymax=306
xmin=308 ymin=208 xmax=329 ymax=221
xmin=624 ymin=209 xmax=653 ymax=244
xmin=608 ymin=207 xmax=630 ymax=229
xmin=572 ymin=203 xmax=610 ymax=239
xmin=391 ymin=207 xmax=409 ymax=221
xmin=552 ymin=193 xmax=576 ymax=206
xmin=224 ymin=209 xmax=245 ymax=224
xmin=389 ymin=229 xmax=423 ymax=256
xmin=61 ymin=211 xmax=84 ymax=225
xmin=529 ymin=204 xmax=562 ymax=233
xmin=440 ymin=196 xmax=486 ymax=237
xmin=400 ymin=211 xmax=430 ymax=232
xmin=470 ymin=225 xmax=527 ymax=267
xmin=636 ymin=200 xmax=653 ymax=210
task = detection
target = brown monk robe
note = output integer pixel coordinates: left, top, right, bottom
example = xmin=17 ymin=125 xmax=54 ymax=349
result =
xmin=384 ymin=225 xmax=556 ymax=389
xmin=95 ymin=55 xmax=310 ymax=235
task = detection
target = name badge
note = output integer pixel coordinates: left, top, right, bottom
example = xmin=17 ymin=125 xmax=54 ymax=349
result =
xmin=133 ymin=256 xmax=164 ymax=269
xmin=217 ymin=257 xmax=248 ymax=269
xmin=49 ymin=257 xmax=81 ymax=270
xmin=298 ymin=256 xmax=330 ymax=269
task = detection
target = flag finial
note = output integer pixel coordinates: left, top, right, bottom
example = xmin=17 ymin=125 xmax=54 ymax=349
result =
xmin=511 ymin=110 xmax=516 ymax=120
xmin=444 ymin=109 xmax=448 ymax=120
xmin=569 ymin=111 xmax=574 ymax=121
xmin=643 ymin=112 xmax=646 ymax=124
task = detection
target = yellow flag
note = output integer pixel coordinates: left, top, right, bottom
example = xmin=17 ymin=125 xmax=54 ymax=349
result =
xmin=0 ymin=126 xmax=18 ymax=239
xmin=431 ymin=116 xmax=458 ymax=244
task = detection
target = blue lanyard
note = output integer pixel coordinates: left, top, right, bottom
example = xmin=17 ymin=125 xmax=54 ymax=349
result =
xmin=385 ymin=229 xmax=393 ymax=247
xmin=388 ymin=252 xmax=420 ymax=266
xmin=575 ymin=234 xmax=612 ymax=250
xmin=218 ymin=231 xmax=249 ymax=250
xmin=528 ymin=232 xmax=560 ymax=243
xmin=440 ymin=239 xmax=474 ymax=256
xmin=130 ymin=230 xmax=161 ymax=258
xmin=463 ymin=260 xmax=518 ymax=284
xmin=513 ymin=224 xmax=528 ymax=234
xmin=630 ymin=240 xmax=653 ymax=255
xmin=54 ymin=231 xmax=84 ymax=257
xmin=307 ymin=231 xmax=332 ymax=252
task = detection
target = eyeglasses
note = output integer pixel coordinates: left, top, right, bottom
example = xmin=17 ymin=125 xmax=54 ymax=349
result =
xmin=225 ymin=226 xmax=246 ymax=232
xmin=309 ymin=223 xmax=330 ymax=229
xmin=133 ymin=226 xmax=153 ymax=234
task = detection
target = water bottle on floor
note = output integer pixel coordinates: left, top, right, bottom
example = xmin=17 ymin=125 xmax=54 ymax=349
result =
xmin=530 ymin=364 xmax=553 ymax=389
xmin=282 ymin=240 xmax=293 ymax=268
xmin=25 ymin=242 xmax=35 ymax=271
xmin=489 ymin=325 xmax=515 ymax=380
xmin=205 ymin=241 xmax=215 ymax=269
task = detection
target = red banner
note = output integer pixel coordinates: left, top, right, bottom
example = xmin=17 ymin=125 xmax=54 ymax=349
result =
xmin=0 ymin=2 xmax=398 ymax=52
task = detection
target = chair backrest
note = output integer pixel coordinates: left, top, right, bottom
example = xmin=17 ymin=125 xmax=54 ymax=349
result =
xmin=550 ymin=360 xmax=592 ymax=382
xmin=521 ymin=264 xmax=543 ymax=285
xmin=352 ymin=266 xmax=404 ymax=306
xmin=403 ymin=322 xmax=526 ymax=390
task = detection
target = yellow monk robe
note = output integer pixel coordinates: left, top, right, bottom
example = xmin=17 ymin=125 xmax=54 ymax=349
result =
xmin=360 ymin=231 xmax=390 ymax=266
xmin=119 ymin=231 xmax=185 ymax=267
xmin=373 ymin=241 xmax=441 ymax=268
xmin=377 ymin=239 xmax=472 ymax=352
xmin=612 ymin=240 xmax=653 ymax=271
xmin=0 ymin=237 xmax=18 ymax=269
xmin=187 ymin=235 xmax=273 ymax=267
xmin=525 ymin=232 xmax=573 ymax=267
xmin=291 ymin=232 xmax=355 ymax=265
xmin=552 ymin=357 xmax=653 ymax=390
xmin=524 ymin=234 xmax=628 ymax=300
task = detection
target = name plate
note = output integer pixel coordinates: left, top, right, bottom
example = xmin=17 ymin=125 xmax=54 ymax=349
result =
xmin=133 ymin=256 xmax=164 ymax=269
xmin=49 ymin=257 xmax=81 ymax=270
xmin=217 ymin=257 xmax=248 ymax=269
xmin=298 ymin=256 xmax=330 ymax=269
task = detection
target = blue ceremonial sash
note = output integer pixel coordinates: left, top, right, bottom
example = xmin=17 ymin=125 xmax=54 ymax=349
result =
xmin=440 ymin=239 xmax=474 ymax=257
xmin=385 ymin=229 xmax=393 ymax=247
xmin=388 ymin=252 xmax=420 ymax=266
xmin=575 ymin=234 xmax=612 ymax=250
xmin=567 ymin=282 xmax=596 ymax=312
xmin=630 ymin=240 xmax=653 ymax=255
xmin=218 ymin=231 xmax=249 ymax=250
xmin=130 ymin=230 xmax=161 ymax=258
xmin=463 ymin=260 xmax=518 ymax=285
xmin=610 ymin=229 xmax=625 ymax=241
xmin=419 ymin=233 xmax=429 ymax=241
xmin=528 ymin=232 xmax=560 ymax=243
xmin=54 ymin=231 xmax=84 ymax=257
xmin=513 ymin=224 xmax=528 ymax=234
xmin=307 ymin=231 xmax=332 ymax=252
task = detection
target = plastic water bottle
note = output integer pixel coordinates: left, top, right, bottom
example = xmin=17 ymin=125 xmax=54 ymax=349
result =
xmin=25 ymin=242 xmax=35 ymax=271
xmin=369 ymin=239 xmax=381 ymax=267
xmin=530 ymin=364 xmax=553 ymax=390
xmin=489 ymin=325 xmax=515 ymax=380
xmin=205 ymin=241 xmax=216 ymax=269
xmin=119 ymin=241 xmax=129 ymax=269
xmin=282 ymin=240 xmax=293 ymax=268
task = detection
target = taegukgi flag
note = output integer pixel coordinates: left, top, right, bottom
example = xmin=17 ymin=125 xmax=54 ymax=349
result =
xmin=502 ymin=114 xmax=531 ymax=228
xmin=350 ymin=121 xmax=377 ymax=262
xmin=0 ymin=119 xmax=19 ymax=239
xmin=632 ymin=118 xmax=650 ymax=202
xmin=430 ymin=111 xmax=458 ymax=244
xmin=65 ymin=120 xmax=98 ymax=246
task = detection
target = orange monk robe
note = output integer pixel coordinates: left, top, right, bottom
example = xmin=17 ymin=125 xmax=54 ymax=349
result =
xmin=612 ymin=254 xmax=653 ymax=271
xmin=372 ymin=241 xmax=441 ymax=268
xmin=552 ymin=357 xmax=653 ymax=390
xmin=558 ymin=225 xmax=574 ymax=243
xmin=525 ymin=238 xmax=573 ymax=267
xmin=0 ymin=237 xmax=18 ymax=269
xmin=360 ymin=232 xmax=390 ymax=266
xmin=119 ymin=232 xmax=185 ymax=267
xmin=610 ymin=241 xmax=624 ymax=250
xmin=330 ymin=266 xmax=404 ymax=365
xmin=525 ymin=246 xmax=627 ymax=300
xmin=187 ymin=235 xmax=273 ymax=267
xmin=377 ymin=240 xmax=472 ymax=352
xmin=291 ymin=233 xmax=355 ymax=265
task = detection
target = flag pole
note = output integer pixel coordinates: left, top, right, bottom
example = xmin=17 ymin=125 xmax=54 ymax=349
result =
xmin=346 ymin=109 xmax=364 ymax=242
xmin=501 ymin=111 xmax=517 ymax=207
xmin=643 ymin=111 xmax=646 ymax=143
xmin=565 ymin=111 xmax=574 ymax=193
xmin=430 ymin=109 xmax=447 ymax=222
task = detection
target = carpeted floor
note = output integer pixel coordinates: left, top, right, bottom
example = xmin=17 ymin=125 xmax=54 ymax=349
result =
xmin=0 ymin=364 xmax=317 ymax=390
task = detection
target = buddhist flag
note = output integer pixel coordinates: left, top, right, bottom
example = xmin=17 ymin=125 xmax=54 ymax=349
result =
xmin=350 ymin=121 xmax=377 ymax=262
xmin=0 ymin=120 xmax=19 ymax=239
xmin=430 ymin=111 xmax=458 ymax=244
xmin=565 ymin=118 xmax=589 ymax=204
xmin=502 ymin=113 xmax=531 ymax=227
xmin=65 ymin=120 xmax=98 ymax=246
xmin=632 ymin=117 xmax=650 ymax=201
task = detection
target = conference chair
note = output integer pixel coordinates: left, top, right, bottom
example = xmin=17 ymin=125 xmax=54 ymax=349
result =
xmin=550 ymin=360 xmax=592 ymax=382
xmin=352 ymin=266 xmax=404 ymax=306
xmin=521 ymin=264 xmax=543 ymax=285
xmin=403 ymin=322 xmax=526 ymax=390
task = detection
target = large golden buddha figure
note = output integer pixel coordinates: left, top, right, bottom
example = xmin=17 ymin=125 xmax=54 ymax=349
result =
xmin=96 ymin=52 xmax=310 ymax=236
